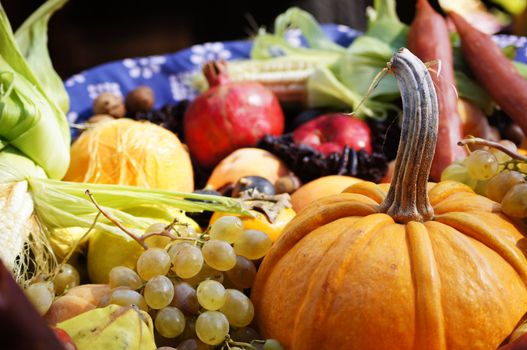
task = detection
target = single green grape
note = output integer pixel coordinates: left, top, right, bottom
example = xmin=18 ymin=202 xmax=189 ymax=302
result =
xmin=155 ymin=306 xmax=186 ymax=338
xmin=202 ymin=240 xmax=236 ymax=271
xmin=209 ymin=216 xmax=244 ymax=243
xmin=143 ymin=275 xmax=174 ymax=309
xmin=486 ymin=170 xmax=525 ymax=203
xmin=195 ymin=311 xmax=229 ymax=346
xmin=25 ymin=282 xmax=54 ymax=315
xmin=168 ymin=242 xmax=193 ymax=263
xmin=196 ymin=280 xmax=226 ymax=311
xmin=109 ymin=289 xmax=148 ymax=311
xmin=173 ymin=245 xmax=204 ymax=279
xmin=219 ymin=289 xmax=254 ymax=327
xmin=136 ymin=248 xmax=171 ymax=280
xmin=464 ymin=150 xmax=499 ymax=180
xmin=53 ymin=263 xmax=80 ymax=295
xmin=234 ymin=229 xmax=272 ymax=260
xmin=490 ymin=140 xmax=517 ymax=165
xmin=501 ymin=183 xmax=527 ymax=218
xmin=440 ymin=162 xmax=477 ymax=189
xmin=143 ymin=222 xmax=171 ymax=248
xmin=263 ymin=339 xmax=285 ymax=350
xmin=109 ymin=266 xmax=142 ymax=290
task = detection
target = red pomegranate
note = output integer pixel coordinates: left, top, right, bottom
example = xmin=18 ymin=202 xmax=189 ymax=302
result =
xmin=184 ymin=61 xmax=285 ymax=169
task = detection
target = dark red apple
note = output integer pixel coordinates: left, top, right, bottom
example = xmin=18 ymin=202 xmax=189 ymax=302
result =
xmin=184 ymin=61 xmax=284 ymax=169
xmin=292 ymin=113 xmax=372 ymax=156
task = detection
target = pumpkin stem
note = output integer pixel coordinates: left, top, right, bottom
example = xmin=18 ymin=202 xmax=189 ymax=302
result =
xmin=379 ymin=48 xmax=439 ymax=223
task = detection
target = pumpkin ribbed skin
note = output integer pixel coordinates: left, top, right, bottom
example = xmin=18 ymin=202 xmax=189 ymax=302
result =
xmin=251 ymin=181 xmax=527 ymax=350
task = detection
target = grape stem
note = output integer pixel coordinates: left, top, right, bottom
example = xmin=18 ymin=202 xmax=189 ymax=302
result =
xmin=53 ymin=211 xmax=101 ymax=277
xmin=222 ymin=336 xmax=258 ymax=350
xmin=85 ymin=190 xmax=149 ymax=250
xmin=458 ymin=138 xmax=527 ymax=162
xmin=86 ymin=190 xmax=211 ymax=250
xmin=140 ymin=218 xmax=184 ymax=242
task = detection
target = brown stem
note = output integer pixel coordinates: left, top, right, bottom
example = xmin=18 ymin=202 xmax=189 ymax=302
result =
xmin=53 ymin=212 xmax=101 ymax=278
xmin=203 ymin=60 xmax=230 ymax=87
xmin=458 ymin=138 xmax=527 ymax=162
xmin=378 ymin=48 xmax=439 ymax=223
xmin=85 ymin=190 xmax=148 ymax=250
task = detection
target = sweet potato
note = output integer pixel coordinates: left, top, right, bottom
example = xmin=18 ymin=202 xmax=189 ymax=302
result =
xmin=450 ymin=11 xmax=527 ymax=135
xmin=409 ymin=0 xmax=466 ymax=181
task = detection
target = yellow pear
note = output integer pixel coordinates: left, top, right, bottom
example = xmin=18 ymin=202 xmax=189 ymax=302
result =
xmin=57 ymin=304 xmax=156 ymax=350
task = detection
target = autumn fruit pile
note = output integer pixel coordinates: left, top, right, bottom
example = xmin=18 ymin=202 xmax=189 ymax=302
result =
xmin=5 ymin=0 xmax=527 ymax=349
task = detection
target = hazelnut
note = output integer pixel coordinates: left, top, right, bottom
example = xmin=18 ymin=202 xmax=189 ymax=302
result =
xmin=125 ymin=85 xmax=155 ymax=113
xmin=92 ymin=92 xmax=126 ymax=118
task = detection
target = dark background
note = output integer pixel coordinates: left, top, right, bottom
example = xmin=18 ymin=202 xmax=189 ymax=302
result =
xmin=0 ymin=0 xmax=504 ymax=79
xmin=0 ymin=0 xmax=424 ymax=79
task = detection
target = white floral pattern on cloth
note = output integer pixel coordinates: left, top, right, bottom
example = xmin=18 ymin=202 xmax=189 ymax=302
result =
xmin=337 ymin=24 xmax=361 ymax=39
xmin=190 ymin=43 xmax=232 ymax=66
xmin=493 ymin=34 xmax=527 ymax=48
xmin=123 ymin=56 xmax=166 ymax=79
xmin=64 ymin=24 xmax=527 ymax=132
xmin=285 ymin=28 xmax=303 ymax=47
xmin=169 ymin=71 xmax=199 ymax=101
xmin=67 ymin=111 xmax=79 ymax=123
xmin=65 ymin=73 xmax=86 ymax=87
xmin=87 ymin=82 xmax=122 ymax=99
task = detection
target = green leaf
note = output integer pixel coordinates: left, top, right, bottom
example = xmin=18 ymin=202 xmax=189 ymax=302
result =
xmin=337 ymin=36 xmax=400 ymax=101
xmin=489 ymin=0 xmax=527 ymax=15
xmin=28 ymin=178 xmax=252 ymax=238
xmin=455 ymin=71 xmax=494 ymax=113
xmin=0 ymin=146 xmax=46 ymax=183
xmin=14 ymin=0 xmax=70 ymax=113
xmin=0 ymin=1 xmax=70 ymax=181
xmin=273 ymin=7 xmax=344 ymax=53
xmin=365 ymin=0 xmax=408 ymax=50
xmin=251 ymin=32 xmax=340 ymax=62
xmin=502 ymin=44 xmax=517 ymax=60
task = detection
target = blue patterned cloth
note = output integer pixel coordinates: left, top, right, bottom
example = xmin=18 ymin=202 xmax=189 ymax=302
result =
xmin=65 ymin=24 xmax=527 ymax=127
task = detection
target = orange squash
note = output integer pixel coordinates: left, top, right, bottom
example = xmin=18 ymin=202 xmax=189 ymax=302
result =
xmin=251 ymin=49 xmax=527 ymax=350
xmin=290 ymin=175 xmax=362 ymax=213
xmin=65 ymin=119 xmax=194 ymax=191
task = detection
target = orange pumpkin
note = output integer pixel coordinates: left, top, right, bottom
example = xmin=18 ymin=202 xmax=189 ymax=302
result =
xmin=251 ymin=49 xmax=527 ymax=350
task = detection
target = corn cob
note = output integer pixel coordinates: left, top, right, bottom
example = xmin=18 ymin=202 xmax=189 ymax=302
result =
xmin=0 ymin=181 xmax=34 ymax=270
xmin=225 ymin=58 xmax=324 ymax=104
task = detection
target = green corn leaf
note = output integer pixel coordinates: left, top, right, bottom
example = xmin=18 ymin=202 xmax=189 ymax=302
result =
xmin=0 ymin=1 xmax=70 ymax=181
xmin=14 ymin=0 xmax=70 ymax=114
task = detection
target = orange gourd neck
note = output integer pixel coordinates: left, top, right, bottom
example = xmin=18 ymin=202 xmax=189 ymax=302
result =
xmin=378 ymin=48 xmax=439 ymax=223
